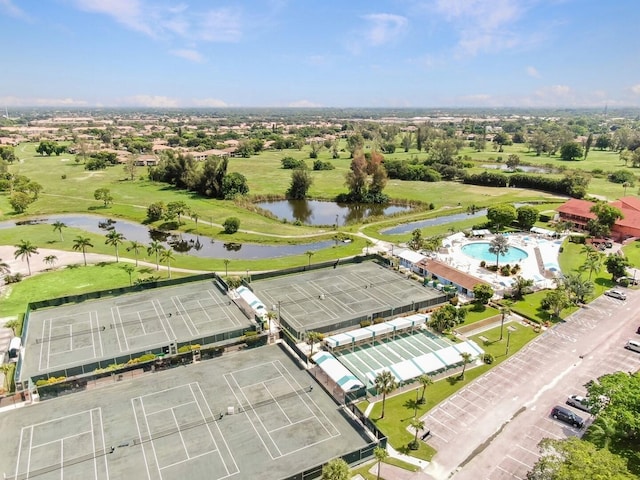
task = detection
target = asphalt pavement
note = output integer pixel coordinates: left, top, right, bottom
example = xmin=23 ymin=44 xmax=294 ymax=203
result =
xmin=416 ymin=287 xmax=640 ymax=480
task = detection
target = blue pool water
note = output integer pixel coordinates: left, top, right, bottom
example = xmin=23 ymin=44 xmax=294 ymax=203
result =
xmin=461 ymin=242 xmax=528 ymax=263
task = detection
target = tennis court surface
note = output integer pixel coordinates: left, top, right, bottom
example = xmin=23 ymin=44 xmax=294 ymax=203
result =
xmin=0 ymin=345 xmax=370 ymax=480
xmin=251 ymin=262 xmax=446 ymax=337
xmin=20 ymin=280 xmax=252 ymax=381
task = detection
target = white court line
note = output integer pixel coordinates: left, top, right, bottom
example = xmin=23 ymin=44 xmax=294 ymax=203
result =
xmin=46 ymin=317 xmax=53 ymax=370
xmin=115 ymin=307 xmax=130 ymax=351
xmin=139 ymin=398 xmax=163 ymax=479
xmin=31 ymin=430 xmax=93 ymax=448
xmin=60 ymin=438 xmax=64 ymax=480
xmin=190 ymin=382 xmax=239 ymax=477
xmin=153 ymin=300 xmax=175 ymax=341
xmin=38 ymin=318 xmax=48 ymax=371
xmin=174 ymin=296 xmax=198 ymax=335
xmin=98 ymin=408 xmax=110 ymax=480
xmin=111 ymin=308 xmax=123 ymax=352
xmin=207 ymin=290 xmax=242 ymax=327
xmin=137 ymin=312 xmax=148 ymax=335
xmin=131 ymin=398 xmax=153 ymax=480
xmin=146 ymin=400 xmax=197 ymax=417
xmin=261 ymin=381 xmax=293 ymax=426
xmin=170 ymin=408 xmax=190 ymax=460
xmin=223 ymin=373 xmax=281 ymax=460
xmin=272 ymin=360 xmax=340 ymax=438
xmin=90 ymin=407 xmax=98 ymax=480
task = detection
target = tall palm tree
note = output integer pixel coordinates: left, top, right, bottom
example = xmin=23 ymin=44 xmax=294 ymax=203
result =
xmin=14 ymin=240 xmax=39 ymax=276
xmin=147 ymin=241 xmax=164 ymax=271
xmin=307 ymin=331 xmax=323 ymax=359
xmin=223 ymin=259 xmax=230 ymax=277
xmin=418 ymin=374 xmax=433 ymax=404
xmin=373 ymin=446 xmax=388 ymax=480
xmin=410 ymin=417 xmax=425 ymax=449
xmin=459 ymin=352 xmax=473 ymax=380
xmin=160 ymin=248 xmax=175 ymax=279
xmin=0 ymin=363 xmax=13 ymax=392
xmin=305 ymin=250 xmax=314 ymax=267
xmin=52 ymin=221 xmax=66 ymax=241
xmin=127 ymin=240 xmax=144 ymax=266
xmin=581 ymin=251 xmax=603 ymax=281
xmin=43 ymin=255 xmax=57 ymax=270
xmin=488 ymin=235 xmax=510 ymax=271
xmin=374 ymin=370 xmax=398 ymax=419
xmin=105 ymin=230 xmax=125 ymax=262
xmin=72 ymin=236 xmax=93 ymax=266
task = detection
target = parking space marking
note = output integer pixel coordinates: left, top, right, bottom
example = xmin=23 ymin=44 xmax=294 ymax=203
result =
xmin=506 ymin=454 xmax=532 ymax=469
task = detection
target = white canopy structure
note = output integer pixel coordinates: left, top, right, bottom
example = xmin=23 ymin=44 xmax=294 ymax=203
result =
xmin=453 ymin=340 xmax=484 ymax=357
xmin=413 ymin=352 xmax=447 ymax=374
xmin=530 ymin=226 xmax=557 ymax=237
xmin=311 ymin=351 xmax=364 ymax=392
xmin=236 ymin=286 xmax=268 ymax=319
xmin=434 ymin=345 xmax=464 ymax=367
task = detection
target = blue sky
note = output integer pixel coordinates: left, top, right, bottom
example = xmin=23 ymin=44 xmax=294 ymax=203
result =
xmin=1 ymin=0 xmax=639 ymax=108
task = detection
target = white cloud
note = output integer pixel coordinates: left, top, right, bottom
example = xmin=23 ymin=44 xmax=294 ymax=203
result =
xmin=526 ymin=66 xmax=540 ymax=78
xmin=0 ymin=96 xmax=89 ymax=107
xmin=192 ymin=98 xmax=228 ymax=107
xmin=121 ymin=95 xmax=180 ymax=107
xmin=0 ymin=0 xmax=30 ymax=20
xmin=288 ymin=100 xmax=323 ymax=108
xmin=631 ymin=84 xmax=640 ymax=95
xmin=71 ymin=0 xmax=242 ymax=43
xmin=362 ymin=13 xmax=408 ymax=46
xmin=432 ymin=0 xmax=527 ymax=55
xmin=169 ymin=49 xmax=204 ymax=63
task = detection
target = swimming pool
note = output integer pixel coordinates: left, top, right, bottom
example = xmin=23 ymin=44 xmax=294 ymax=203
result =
xmin=461 ymin=242 xmax=528 ymax=263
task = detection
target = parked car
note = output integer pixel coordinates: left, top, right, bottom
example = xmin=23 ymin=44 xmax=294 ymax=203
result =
xmin=626 ymin=340 xmax=640 ymax=353
xmin=551 ymin=405 xmax=585 ymax=428
xmin=636 ymin=325 xmax=640 ymax=334
xmin=604 ymin=289 xmax=627 ymax=300
xmin=616 ymin=276 xmax=638 ymax=286
xmin=566 ymin=395 xmax=590 ymax=412
xmin=566 ymin=394 xmax=609 ymax=413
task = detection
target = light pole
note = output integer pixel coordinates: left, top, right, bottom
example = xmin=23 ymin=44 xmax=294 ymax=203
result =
xmin=506 ymin=329 xmax=512 ymax=356
xmin=335 ymin=214 xmax=339 ymax=228
xmin=246 ymin=269 xmax=250 ymax=283
xmin=414 ymin=388 xmax=420 ymax=417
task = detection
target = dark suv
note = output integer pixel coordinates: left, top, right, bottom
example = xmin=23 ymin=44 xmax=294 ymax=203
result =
xmin=551 ymin=406 xmax=584 ymax=428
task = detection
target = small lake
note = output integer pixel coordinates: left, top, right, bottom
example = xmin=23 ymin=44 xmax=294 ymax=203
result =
xmin=480 ymin=164 xmax=550 ymax=173
xmin=381 ymin=203 xmax=532 ymax=235
xmin=0 ymin=214 xmax=335 ymax=260
xmin=256 ymin=200 xmax=412 ymax=226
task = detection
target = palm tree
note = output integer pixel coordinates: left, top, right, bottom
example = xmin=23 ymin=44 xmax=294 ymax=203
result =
xmin=320 ymin=458 xmax=349 ymax=480
xmin=0 ymin=363 xmax=13 ymax=392
xmin=373 ymin=446 xmax=388 ymax=480
xmin=121 ymin=263 xmax=136 ymax=286
xmin=374 ymin=370 xmax=398 ymax=419
xmin=191 ymin=211 xmax=199 ymax=233
xmin=623 ymin=181 xmax=631 ymax=196
xmin=459 ymin=352 xmax=473 ymax=380
xmin=307 ymin=331 xmax=323 ymax=359
xmin=511 ymin=276 xmax=533 ymax=299
xmin=5 ymin=319 xmax=20 ymax=335
xmin=499 ymin=301 xmax=513 ymax=341
xmin=0 ymin=259 xmax=10 ymax=276
xmin=105 ymin=230 xmax=125 ymax=262
xmin=223 ymin=259 xmax=230 ymax=277
xmin=43 ymin=255 xmax=57 ymax=270
xmin=52 ymin=221 xmax=66 ymax=241
xmin=488 ymin=235 xmax=509 ymax=271
xmin=147 ymin=241 xmax=164 ymax=271
xmin=72 ymin=236 xmax=93 ymax=266
xmin=410 ymin=417 xmax=425 ymax=450
xmin=418 ymin=374 xmax=433 ymax=404
xmin=160 ymin=248 xmax=175 ymax=279
xmin=305 ymin=250 xmax=314 ymax=267
xmin=581 ymin=251 xmax=603 ymax=281
xmin=365 ymin=239 xmax=373 ymax=255
xmin=14 ymin=240 xmax=39 ymax=276
xmin=127 ymin=241 xmax=144 ymax=267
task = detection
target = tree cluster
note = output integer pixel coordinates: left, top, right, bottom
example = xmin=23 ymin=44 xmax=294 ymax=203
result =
xmin=340 ymin=150 xmax=388 ymax=204
xmin=36 ymin=140 xmax=66 ymax=156
xmin=149 ymin=151 xmax=248 ymax=199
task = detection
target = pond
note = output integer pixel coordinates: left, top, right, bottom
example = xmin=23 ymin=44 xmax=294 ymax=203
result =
xmin=256 ymin=200 xmax=412 ymax=226
xmin=381 ymin=203 xmax=532 ymax=235
xmin=0 ymin=214 xmax=336 ymax=260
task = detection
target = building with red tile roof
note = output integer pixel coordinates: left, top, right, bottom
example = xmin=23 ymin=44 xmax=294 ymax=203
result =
xmin=557 ymin=197 xmax=640 ymax=240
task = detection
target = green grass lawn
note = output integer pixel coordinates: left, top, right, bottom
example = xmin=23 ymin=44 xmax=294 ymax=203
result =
xmin=622 ymin=240 xmax=640 ymax=270
xmin=359 ymin=323 xmax=539 ymax=461
xmin=0 ymin=262 xmax=191 ymax=319
xmin=458 ymin=305 xmax=500 ymax=328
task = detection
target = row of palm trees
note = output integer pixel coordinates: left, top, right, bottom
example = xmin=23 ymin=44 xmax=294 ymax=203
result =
xmin=10 ymin=231 xmax=177 ymax=278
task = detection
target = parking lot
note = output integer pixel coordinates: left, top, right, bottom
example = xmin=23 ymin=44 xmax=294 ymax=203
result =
xmin=420 ymin=290 xmax=640 ymax=480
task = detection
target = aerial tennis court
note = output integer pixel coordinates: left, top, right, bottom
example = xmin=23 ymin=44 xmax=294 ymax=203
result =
xmin=20 ymin=280 xmax=252 ymax=381
xmin=251 ymin=262 xmax=446 ymax=337
xmin=0 ymin=345 xmax=370 ymax=480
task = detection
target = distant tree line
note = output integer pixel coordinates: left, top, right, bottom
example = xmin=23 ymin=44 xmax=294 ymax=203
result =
xmin=464 ymin=171 xmax=590 ymax=198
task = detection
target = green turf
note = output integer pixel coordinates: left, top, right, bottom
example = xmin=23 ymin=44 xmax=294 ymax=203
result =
xmin=457 ymin=305 xmax=500 ymax=328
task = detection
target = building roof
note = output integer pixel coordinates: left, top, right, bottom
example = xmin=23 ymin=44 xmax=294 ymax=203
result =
xmin=556 ymin=198 xmax=596 ymax=220
xmin=417 ymin=259 xmax=489 ymax=291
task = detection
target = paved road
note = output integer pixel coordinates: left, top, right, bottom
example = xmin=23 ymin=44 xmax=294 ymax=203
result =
xmin=417 ymin=288 xmax=640 ymax=480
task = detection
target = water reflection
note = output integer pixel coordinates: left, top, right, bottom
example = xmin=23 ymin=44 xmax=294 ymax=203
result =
xmin=0 ymin=214 xmax=335 ymax=260
xmin=257 ymin=199 xmax=412 ymax=225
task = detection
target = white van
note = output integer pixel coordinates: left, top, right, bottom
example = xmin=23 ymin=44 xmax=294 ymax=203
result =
xmin=625 ymin=340 xmax=640 ymax=353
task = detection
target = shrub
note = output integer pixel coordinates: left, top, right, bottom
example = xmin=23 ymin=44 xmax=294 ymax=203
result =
xmin=4 ymin=273 xmax=24 ymax=284
xmin=483 ymin=353 xmax=494 ymax=364
xmin=360 ymin=319 xmax=373 ymax=328
xmin=281 ymin=157 xmax=307 ymax=169
xmin=223 ymin=217 xmax=240 ymax=234
xmin=480 ymin=260 xmax=487 ymax=268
